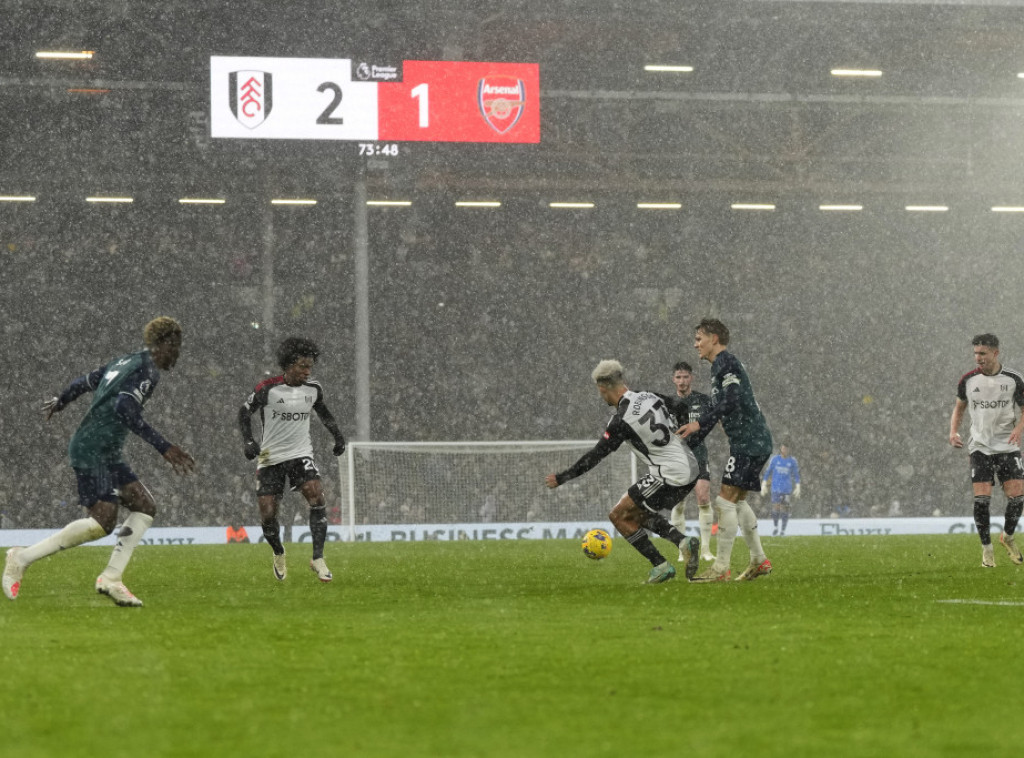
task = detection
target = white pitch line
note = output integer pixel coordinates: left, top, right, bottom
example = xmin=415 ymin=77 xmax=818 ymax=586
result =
xmin=936 ymin=599 xmax=1024 ymax=607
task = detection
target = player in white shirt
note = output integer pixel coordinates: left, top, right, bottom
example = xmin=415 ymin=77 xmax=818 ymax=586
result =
xmin=545 ymin=360 xmax=701 ymax=584
xmin=239 ymin=338 xmax=346 ymax=583
xmin=949 ymin=333 xmax=1024 ymax=568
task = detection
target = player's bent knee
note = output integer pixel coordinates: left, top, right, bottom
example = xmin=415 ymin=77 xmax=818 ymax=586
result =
xmin=608 ymin=503 xmax=629 ymax=525
xmin=94 ymin=515 xmax=117 ymax=535
xmin=87 ymin=500 xmax=120 ymax=533
xmin=258 ymin=496 xmax=281 ymax=520
xmin=119 ymin=484 xmax=158 ymax=519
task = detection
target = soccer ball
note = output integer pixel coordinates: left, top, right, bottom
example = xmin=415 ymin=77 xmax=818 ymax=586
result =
xmin=582 ymin=528 xmax=613 ymax=560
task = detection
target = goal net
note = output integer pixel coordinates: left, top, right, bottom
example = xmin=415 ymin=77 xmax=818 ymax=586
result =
xmin=338 ymin=440 xmax=635 ymax=529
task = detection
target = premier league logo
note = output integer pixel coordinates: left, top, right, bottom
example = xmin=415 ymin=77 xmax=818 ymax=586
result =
xmin=478 ymin=75 xmax=526 ymax=134
xmin=229 ymin=71 xmax=273 ymax=129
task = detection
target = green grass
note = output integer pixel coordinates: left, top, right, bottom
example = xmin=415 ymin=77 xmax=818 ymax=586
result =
xmin=0 ymin=534 xmax=1021 ymax=758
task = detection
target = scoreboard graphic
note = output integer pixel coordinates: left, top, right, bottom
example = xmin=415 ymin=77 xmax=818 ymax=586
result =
xmin=210 ymin=56 xmax=540 ymax=143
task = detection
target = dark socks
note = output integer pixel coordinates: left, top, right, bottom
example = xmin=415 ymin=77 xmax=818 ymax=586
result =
xmin=974 ymin=496 xmax=992 ymax=545
xmin=1006 ymin=496 xmax=1024 ymax=536
xmin=642 ymin=512 xmax=685 ymax=547
xmin=262 ymin=518 xmax=285 ymax=555
xmin=625 ymin=530 xmax=667 ymax=567
xmin=310 ymin=505 xmax=328 ymax=560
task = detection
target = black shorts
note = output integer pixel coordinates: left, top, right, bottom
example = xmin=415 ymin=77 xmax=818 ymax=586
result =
xmin=721 ymin=451 xmax=771 ymax=492
xmin=970 ymin=450 xmax=1024 ymax=485
xmin=628 ymin=474 xmax=697 ymax=514
xmin=257 ymin=457 xmax=321 ymax=497
xmin=73 ymin=463 xmax=139 ymax=508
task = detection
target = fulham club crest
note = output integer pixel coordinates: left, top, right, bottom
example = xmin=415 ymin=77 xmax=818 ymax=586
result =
xmin=229 ymin=71 xmax=273 ymax=129
xmin=477 ymin=75 xmax=526 ymax=134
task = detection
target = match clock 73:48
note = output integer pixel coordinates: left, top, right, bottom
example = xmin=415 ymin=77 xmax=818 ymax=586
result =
xmin=358 ymin=143 xmax=400 ymax=156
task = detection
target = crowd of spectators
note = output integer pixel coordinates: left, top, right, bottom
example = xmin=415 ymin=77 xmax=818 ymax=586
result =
xmin=0 ymin=199 xmax=996 ymax=528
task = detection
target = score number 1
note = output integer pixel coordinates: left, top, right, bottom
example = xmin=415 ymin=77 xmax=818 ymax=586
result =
xmin=411 ymin=83 xmax=429 ymax=128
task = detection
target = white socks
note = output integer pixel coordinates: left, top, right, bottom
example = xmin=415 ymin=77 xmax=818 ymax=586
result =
xmin=669 ymin=503 xmax=686 ymax=532
xmin=698 ymin=504 xmax=714 ymax=554
xmin=670 ymin=503 xmax=714 ymax=554
xmin=100 ymin=512 xmax=154 ymax=582
xmin=18 ymin=517 xmax=108 ymax=566
xmin=713 ymin=496 xmax=738 ymax=571
xmin=738 ymin=500 xmax=767 ymax=563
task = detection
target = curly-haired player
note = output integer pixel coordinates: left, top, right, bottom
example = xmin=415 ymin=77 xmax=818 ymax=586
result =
xmin=238 ymin=337 xmax=347 ymax=583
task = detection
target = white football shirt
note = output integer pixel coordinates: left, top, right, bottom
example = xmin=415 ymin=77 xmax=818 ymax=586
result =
xmin=615 ymin=390 xmax=697 ymax=486
xmin=243 ymin=376 xmax=326 ymax=467
xmin=957 ymin=367 xmax=1024 ymax=455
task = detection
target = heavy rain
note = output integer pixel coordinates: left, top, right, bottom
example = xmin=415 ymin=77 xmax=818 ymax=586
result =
xmin=6 ymin=3 xmax=1024 ymax=758
xmin=3 ymin=2 xmax=1017 ymax=532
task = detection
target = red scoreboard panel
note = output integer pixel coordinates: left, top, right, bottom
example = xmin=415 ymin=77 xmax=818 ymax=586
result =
xmin=210 ymin=56 xmax=540 ymax=144
xmin=378 ymin=60 xmax=540 ymax=143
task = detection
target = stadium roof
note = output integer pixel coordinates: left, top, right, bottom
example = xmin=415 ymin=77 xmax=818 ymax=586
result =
xmin=3 ymin=0 xmax=1024 ymax=200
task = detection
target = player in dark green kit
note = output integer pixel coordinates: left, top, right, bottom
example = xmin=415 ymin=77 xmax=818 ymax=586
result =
xmin=667 ymin=361 xmax=716 ymax=562
xmin=678 ymin=318 xmax=774 ymax=582
xmin=3 ymin=317 xmax=195 ymax=606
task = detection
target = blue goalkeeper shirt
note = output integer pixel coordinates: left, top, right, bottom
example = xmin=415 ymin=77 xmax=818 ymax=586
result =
xmin=762 ymin=454 xmax=800 ymax=495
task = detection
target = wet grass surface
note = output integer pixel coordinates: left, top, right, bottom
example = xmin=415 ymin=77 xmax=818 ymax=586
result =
xmin=0 ymin=535 xmax=1019 ymax=758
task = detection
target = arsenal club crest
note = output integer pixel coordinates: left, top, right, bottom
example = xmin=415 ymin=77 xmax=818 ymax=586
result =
xmin=229 ymin=71 xmax=273 ymax=129
xmin=477 ymin=75 xmax=526 ymax=134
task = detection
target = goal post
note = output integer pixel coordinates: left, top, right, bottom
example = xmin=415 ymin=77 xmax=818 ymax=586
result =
xmin=337 ymin=440 xmax=636 ymax=539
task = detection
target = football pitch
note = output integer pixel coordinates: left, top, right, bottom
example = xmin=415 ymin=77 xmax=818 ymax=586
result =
xmin=0 ymin=534 xmax=1019 ymax=758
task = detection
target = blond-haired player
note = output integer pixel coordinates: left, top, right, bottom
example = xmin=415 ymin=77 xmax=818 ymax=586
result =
xmin=3 ymin=317 xmax=195 ymax=606
xmin=545 ymin=360 xmax=701 ymax=584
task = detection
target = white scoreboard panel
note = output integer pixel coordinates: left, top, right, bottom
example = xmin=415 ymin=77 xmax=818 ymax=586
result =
xmin=210 ymin=56 xmax=540 ymax=143
xmin=210 ymin=57 xmax=379 ymax=140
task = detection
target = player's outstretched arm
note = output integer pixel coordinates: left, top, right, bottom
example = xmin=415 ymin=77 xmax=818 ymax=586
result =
xmin=163 ymin=445 xmax=196 ymax=475
xmin=677 ymin=420 xmax=700 ymax=438
xmin=546 ymin=430 xmax=622 ymax=490
xmin=43 ymin=396 xmax=60 ymax=421
xmin=681 ymin=383 xmax=737 ymax=443
xmin=44 ymin=367 xmax=106 ymax=420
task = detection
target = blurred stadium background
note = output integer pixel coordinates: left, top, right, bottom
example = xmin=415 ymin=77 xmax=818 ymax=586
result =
xmin=2 ymin=0 xmax=1021 ymax=528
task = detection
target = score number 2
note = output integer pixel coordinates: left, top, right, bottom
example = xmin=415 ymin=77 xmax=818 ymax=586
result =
xmin=316 ymin=82 xmax=344 ymax=124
